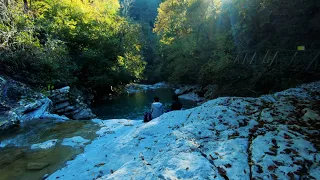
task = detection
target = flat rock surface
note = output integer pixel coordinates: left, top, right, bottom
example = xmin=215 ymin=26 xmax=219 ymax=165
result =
xmin=31 ymin=139 xmax=59 ymax=150
xmin=48 ymin=81 xmax=320 ymax=180
xmin=61 ymin=136 xmax=90 ymax=148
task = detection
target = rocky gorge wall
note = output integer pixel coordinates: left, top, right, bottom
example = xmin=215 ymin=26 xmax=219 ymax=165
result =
xmin=0 ymin=76 xmax=96 ymax=132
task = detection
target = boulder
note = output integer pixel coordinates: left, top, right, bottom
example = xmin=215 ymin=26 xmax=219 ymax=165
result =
xmin=49 ymin=86 xmax=70 ymax=95
xmin=21 ymin=100 xmax=43 ymax=114
xmin=0 ymin=111 xmax=20 ymax=131
xmin=72 ymin=108 xmax=96 ymax=120
xmin=54 ymin=102 xmax=70 ymax=111
xmin=175 ymin=85 xmax=201 ymax=95
xmin=126 ymin=82 xmax=171 ymax=93
xmin=48 ymin=86 xmax=96 ymax=120
xmin=203 ymin=85 xmax=218 ymax=99
xmin=19 ymin=98 xmax=53 ymax=123
xmin=49 ymin=93 xmax=69 ymax=104
xmin=0 ymin=76 xmax=75 ymax=132
xmin=178 ymin=93 xmax=205 ymax=102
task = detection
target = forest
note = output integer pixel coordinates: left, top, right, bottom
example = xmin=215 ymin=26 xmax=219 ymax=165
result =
xmin=1 ymin=0 xmax=319 ymax=97
xmin=0 ymin=1 xmax=320 ymax=179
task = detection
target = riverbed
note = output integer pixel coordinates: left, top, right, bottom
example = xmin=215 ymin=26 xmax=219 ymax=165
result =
xmin=0 ymin=88 xmax=197 ymax=180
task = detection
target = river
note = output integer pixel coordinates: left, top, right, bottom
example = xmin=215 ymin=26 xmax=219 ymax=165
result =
xmin=0 ymin=88 xmax=197 ymax=180
xmin=91 ymin=88 xmax=197 ymax=120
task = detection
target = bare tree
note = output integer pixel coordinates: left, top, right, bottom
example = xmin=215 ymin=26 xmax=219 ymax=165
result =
xmin=3 ymin=0 xmax=9 ymax=6
xmin=121 ymin=0 xmax=134 ymax=17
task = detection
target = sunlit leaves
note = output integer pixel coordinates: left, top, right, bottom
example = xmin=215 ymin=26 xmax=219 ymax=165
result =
xmin=1 ymin=0 xmax=146 ymax=92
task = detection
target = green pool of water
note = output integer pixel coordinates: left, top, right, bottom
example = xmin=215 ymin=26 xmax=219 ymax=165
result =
xmin=91 ymin=88 xmax=198 ymax=120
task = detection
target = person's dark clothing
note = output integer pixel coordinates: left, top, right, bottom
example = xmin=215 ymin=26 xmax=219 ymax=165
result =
xmin=144 ymin=112 xmax=152 ymax=122
xmin=171 ymin=100 xmax=182 ymax=111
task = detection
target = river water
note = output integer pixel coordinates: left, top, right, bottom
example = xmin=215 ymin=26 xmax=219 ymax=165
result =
xmin=91 ymin=88 xmax=197 ymax=120
xmin=0 ymin=88 xmax=197 ymax=180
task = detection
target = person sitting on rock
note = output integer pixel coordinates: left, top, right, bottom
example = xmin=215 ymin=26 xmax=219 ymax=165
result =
xmin=151 ymin=96 xmax=164 ymax=119
xmin=171 ymin=94 xmax=182 ymax=111
xmin=144 ymin=96 xmax=164 ymax=122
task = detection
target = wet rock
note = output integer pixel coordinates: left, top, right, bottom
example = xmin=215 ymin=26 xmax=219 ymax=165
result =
xmin=42 ymin=174 xmax=49 ymax=179
xmin=27 ymin=162 xmax=50 ymax=170
xmin=0 ymin=76 xmax=74 ymax=132
xmin=126 ymin=82 xmax=170 ymax=93
xmin=175 ymin=85 xmax=200 ymax=95
xmin=178 ymin=93 xmax=205 ymax=102
xmin=19 ymin=98 xmax=53 ymax=123
xmin=0 ymin=104 xmax=10 ymax=111
xmin=302 ymin=108 xmax=320 ymax=121
xmin=50 ymin=93 xmax=69 ymax=104
xmin=54 ymin=102 xmax=70 ymax=111
xmin=62 ymin=136 xmax=90 ymax=148
xmin=31 ymin=139 xmax=59 ymax=150
xmin=203 ymin=85 xmax=218 ymax=99
xmin=41 ymin=113 xmax=69 ymax=121
xmin=21 ymin=100 xmax=44 ymax=114
xmin=72 ymin=108 xmax=96 ymax=120
xmin=48 ymin=86 xmax=96 ymax=120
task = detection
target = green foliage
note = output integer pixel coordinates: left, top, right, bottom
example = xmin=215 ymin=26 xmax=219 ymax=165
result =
xmin=120 ymin=0 xmax=162 ymax=83
xmin=1 ymin=0 xmax=146 ymax=96
xmin=0 ymin=2 xmax=74 ymax=86
xmin=154 ymin=0 xmax=235 ymax=85
xmin=153 ymin=0 xmax=320 ymax=87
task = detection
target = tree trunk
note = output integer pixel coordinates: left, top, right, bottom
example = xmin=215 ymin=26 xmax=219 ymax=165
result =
xmin=23 ymin=0 xmax=28 ymax=13
xmin=4 ymin=0 xmax=9 ymax=6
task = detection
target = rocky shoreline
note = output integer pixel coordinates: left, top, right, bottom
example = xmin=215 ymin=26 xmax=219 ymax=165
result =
xmin=1 ymin=77 xmax=320 ymax=179
xmin=0 ymin=76 xmax=96 ymax=132
xmin=125 ymin=82 xmax=216 ymax=103
xmin=47 ymin=81 xmax=319 ymax=180
xmin=174 ymin=84 xmax=217 ymax=102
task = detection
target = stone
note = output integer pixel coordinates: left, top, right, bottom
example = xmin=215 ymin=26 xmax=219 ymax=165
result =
xmin=19 ymin=98 xmax=53 ymax=123
xmin=54 ymin=102 xmax=70 ymax=111
xmin=72 ymin=108 xmax=96 ymax=120
xmin=6 ymin=86 xmax=24 ymax=101
xmin=174 ymin=89 xmax=182 ymax=95
xmin=62 ymin=136 xmax=90 ymax=148
xmin=30 ymin=139 xmax=59 ymax=150
xmin=49 ymin=86 xmax=70 ymax=95
xmin=41 ymin=113 xmax=69 ymax=121
xmin=22 ymin=100 xmax=43 ymax=114
xmin=27 ymin=162 xmax=50 ymax=170
xmin=203 ymin=85 xmax=218 ymax=99
xmin=175 ymin=85 xmax=201 ymax=95
xmin=125 ymin=82 xmax=170 ymax=94
xmin=50 ymin=93 xmax=69 ymax=104
xmin=178 ymin=93 xmax=205 ymax=102
xmin=0 ymin=104 xmax=10 ymax=111
xmin=42 ymin=174 xmax=49 ymax=180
